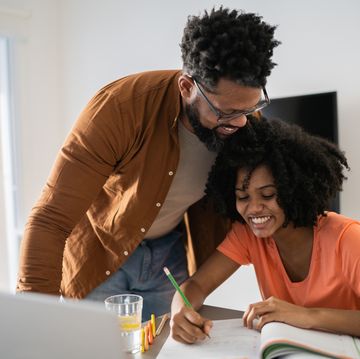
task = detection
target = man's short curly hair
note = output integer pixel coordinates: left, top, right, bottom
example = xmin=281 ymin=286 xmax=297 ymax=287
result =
xmin=180 ymin=7 xmax=280 ymax=88
xmin=206 ymin=116 xmax=349 ymax=227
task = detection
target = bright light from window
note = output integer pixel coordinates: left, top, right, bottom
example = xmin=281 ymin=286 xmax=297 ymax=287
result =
xmin=0 ymin=36 xmax=18 ymax=291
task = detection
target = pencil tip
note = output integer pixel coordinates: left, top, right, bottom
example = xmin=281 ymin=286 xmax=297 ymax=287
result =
xmin=163 ymin=267 xmax=170 ymax=275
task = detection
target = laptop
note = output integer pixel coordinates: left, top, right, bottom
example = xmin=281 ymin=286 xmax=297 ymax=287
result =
xmin=0 ymin=291 xmax=126 ymax=359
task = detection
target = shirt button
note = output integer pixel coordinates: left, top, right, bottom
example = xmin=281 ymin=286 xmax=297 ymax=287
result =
xmin=140 ymin=228 xmax=146 ymax=233
xmin=123 ymin=250 xmax=129 ymax=256
xmin=168 ymin=171 xmax=174 ymax=176
xmin=156 ymin=202 xmax=161 ymax=207
xmin=105 ymin=270 xmax=111 ymax=276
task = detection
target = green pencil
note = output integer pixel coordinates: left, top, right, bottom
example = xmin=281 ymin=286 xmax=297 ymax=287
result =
xmin=163 ymin=266 xmax=193 ymax=308
xmin=163 ymin=266 xmax=210 ymax=338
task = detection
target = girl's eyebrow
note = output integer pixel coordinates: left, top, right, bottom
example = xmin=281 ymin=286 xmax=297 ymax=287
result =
xmin=235 ymin=187 xmax=246 ymax=192
xmin=235 ymin=184 xmax=276 ymax=191
xmin=258 ymin=184 xmax=276 ymax=190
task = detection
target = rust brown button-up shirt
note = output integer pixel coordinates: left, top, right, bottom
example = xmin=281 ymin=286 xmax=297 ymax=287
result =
xmin=17 ymin=69 xmax=230 ymax=298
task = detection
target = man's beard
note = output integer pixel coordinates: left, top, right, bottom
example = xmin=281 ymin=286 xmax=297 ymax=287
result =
xmin=184 ymin=102 xmax=225 ymax=152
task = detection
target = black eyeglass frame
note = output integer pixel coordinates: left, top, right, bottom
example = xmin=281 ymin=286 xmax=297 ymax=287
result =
xmin=192 ymin=78 xmax=270 ymax=123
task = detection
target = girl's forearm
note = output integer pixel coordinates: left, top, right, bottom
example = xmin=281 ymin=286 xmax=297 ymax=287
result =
xmin=171 ymin=278 xmax=206 ymax=313
xmin=308 ymin=307 xmax=360 ymax=337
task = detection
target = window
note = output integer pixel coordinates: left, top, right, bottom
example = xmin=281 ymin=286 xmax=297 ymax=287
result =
xmin=0 ymin=36 xmax=19 ymax=291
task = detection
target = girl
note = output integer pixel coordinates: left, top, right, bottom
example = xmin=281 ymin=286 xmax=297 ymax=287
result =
xmin=170 ymin=116 xmax=360 ymax=343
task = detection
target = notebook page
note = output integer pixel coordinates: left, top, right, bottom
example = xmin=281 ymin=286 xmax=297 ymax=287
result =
xmin=157 ymin=318 xmax=260 ymax=359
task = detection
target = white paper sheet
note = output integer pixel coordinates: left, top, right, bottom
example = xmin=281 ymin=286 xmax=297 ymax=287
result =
xmin=157 ymin=318 xmax=260 ymax=359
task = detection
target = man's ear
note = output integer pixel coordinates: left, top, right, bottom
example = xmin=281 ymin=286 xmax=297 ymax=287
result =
xmin=178 ymin=74 xmax=195 ymax=101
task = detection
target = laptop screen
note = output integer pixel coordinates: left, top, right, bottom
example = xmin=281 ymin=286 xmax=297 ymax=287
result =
xmin=0 ymin=291 xmax=124 ymax=359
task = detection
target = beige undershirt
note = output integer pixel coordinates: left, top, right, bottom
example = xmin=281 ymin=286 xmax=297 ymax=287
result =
xmin=145 ymin=120 xmax=216 ymax=239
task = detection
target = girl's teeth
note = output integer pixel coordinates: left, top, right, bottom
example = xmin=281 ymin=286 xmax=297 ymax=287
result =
xmin=251 ymin=216 xmax=270 ymax=224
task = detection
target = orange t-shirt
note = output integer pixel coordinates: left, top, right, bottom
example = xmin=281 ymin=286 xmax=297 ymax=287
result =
xmin=217 ymin=212 xmax=360 ymax=310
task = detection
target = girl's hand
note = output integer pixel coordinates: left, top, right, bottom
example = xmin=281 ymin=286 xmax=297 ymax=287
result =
xmin=170 ymin=306 xmax=213 ymax=344
xmin=243 ymin=296 xmax=313 ymax=330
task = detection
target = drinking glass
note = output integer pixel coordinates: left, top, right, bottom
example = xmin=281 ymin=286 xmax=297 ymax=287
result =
xmin=105 ymin=294 xmax=143 ymax=354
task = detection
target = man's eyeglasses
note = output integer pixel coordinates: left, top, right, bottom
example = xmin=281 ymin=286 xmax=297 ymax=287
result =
xmin=192 ymin=78 xmax=270 ymax=124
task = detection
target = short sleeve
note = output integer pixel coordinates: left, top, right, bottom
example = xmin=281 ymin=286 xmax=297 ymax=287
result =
xmin=338 ymin=222 xmax=360 ymax=296
xmin=217 ymin=222 xmax=252 ymax=265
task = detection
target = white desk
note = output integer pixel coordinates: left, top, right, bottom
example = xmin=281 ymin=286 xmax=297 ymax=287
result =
xmin=130 ymin=305 xmax=244 ymax=359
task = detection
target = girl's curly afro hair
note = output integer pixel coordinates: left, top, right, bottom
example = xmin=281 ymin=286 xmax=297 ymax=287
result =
xmin=206 ymin=116 xmax=349 ymax=227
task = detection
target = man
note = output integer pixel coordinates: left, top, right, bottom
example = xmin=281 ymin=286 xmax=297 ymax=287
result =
xmin=17 ymin=7 xmax=279 ymax=320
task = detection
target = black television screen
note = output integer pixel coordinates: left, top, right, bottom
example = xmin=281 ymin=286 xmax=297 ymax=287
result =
xmin=261 ymin=91 xmax=340 ymax=212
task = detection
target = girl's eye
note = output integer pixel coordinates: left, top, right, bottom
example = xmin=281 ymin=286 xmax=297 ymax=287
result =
xmin=262 ymin=193 xmax=276 ymax=199
xmin=236 ymin=196 xmax=249 ymax=201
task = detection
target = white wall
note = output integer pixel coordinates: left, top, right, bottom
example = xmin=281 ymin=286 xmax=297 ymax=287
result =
xmin=58 ymin=0 xmax=360 ymax=310
xmin=0 ymin=0 xmax=61 ymax=290
xmin=58 ymin=0 xmax=360 ymax=219
xmin=0 ymin=0 xmax=359 ymax=309
xmin=0 ymin=0 xmax=62 ymax=226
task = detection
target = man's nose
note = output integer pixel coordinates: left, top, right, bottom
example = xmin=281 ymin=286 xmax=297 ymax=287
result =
xmin=226 ymin=114 xmax=247 ymax=128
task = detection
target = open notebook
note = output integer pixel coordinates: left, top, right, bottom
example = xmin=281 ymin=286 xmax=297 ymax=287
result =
xmin=157 ymin=318 xmax=360 ymax=359
xmin=0 ymin=291 xmax=124 ymax=359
